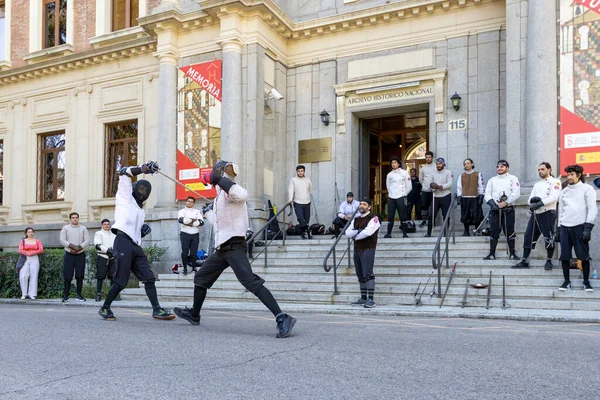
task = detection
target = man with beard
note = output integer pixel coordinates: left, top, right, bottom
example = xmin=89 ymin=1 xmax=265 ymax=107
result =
xmin=456 ymin=158 xmax=485 ymax=236
xmin=331 ymin=192 xmax=359 ymax=237
xmin=512 ymin=162 xmax=561 ymax=270
xmin=483 ymin=160 xmax=521 ymax=260
xmin=385 ymin=156 xmax=412 ymax=238
xmin=174 ymin=161 xmax=297 ymax=338
xmin=178 ymin=196 xmax=204 ymax=275
xmin=419 ymin=151 xmax=436 ymax=226
xmin=557 ymin=164 xmax=597 ymax=292
xmin=346 ymin=198 xmax=381 ymax=308
xmin=426 ymin=158 xmax=453 ymax=237
xmin=287 ymin=165 xmax=313 ymax=239
xmin=98 ymin=161 xmax=175 ymax=321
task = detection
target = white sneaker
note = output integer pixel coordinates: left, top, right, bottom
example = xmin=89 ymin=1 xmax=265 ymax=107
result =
xmin=21 ymin=295 xmax=26 ymax=300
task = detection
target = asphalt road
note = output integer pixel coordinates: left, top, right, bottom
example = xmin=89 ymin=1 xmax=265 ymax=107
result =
xmin=1 ymin=304 xmax=599 ymax=400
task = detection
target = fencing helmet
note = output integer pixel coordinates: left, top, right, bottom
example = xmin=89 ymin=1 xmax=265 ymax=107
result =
xmin=132 ymin=179 xmax=152 ymax=206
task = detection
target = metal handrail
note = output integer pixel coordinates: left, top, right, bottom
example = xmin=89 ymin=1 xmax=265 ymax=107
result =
xmin=431 ymin=194 xmax=458 ymax=298
xmin=247 ymin=202 xmax=293 ymax=268
xmin=323 ymin=207 xmax=361 ymax=295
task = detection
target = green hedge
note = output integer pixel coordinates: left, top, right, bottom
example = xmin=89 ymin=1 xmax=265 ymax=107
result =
xmin=0 ymin=244 xmax=167 ymax=299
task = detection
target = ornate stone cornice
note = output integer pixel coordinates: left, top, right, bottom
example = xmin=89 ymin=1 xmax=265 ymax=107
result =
xmin=0 ymin=38 xmax=157 ymax=86
xmin=138 ymin=9 xmax=216 ymax=35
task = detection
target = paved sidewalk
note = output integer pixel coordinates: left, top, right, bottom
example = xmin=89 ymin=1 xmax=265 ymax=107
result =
xmin=2 ymin=297 xmax=600 ymax=323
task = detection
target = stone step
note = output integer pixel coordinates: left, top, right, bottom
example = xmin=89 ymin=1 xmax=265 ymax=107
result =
xmin=251 ymin=249 xmax=515 ymax=260
xmin=249 ymin=258 xmax=531 ymax=267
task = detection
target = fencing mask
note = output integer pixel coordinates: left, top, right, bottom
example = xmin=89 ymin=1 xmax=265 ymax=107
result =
xmin=132 ymin=179 xmax=152 ymax=206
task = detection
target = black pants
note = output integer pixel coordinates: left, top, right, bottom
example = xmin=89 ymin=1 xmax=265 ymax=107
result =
xmin=427 ymin=194 xmax=451 ymax=235
xmin=407 ymin=199 xmax=421 ymax=221
xmin=332 ymin=217 xmax=348 ymax=236
xmin=460 ymin=197 xmax=483 ymax=226
xmin=293 ymin=202 xmax=311 ymax=233
xmin=387 ymin=196 xmax=408 ymax=235
xmin=524 ymin=211 xmax=555 ymax=250
xmin=194 ymin=237 xmax=265 ymax=293
xmin=489 ymin=207 xmax=516 ymax=253
xmin=559 ymin=225 xmax=591 ymax=282
xmin=112 ymin=233 xmax=156 ymax=288
xmin=421 ymin=191 xmax=433 ymax=219
xmin=180 ymin=232 xmax=200 ymax=270
xmin=63 ymin=252 xmax=86 ymax=298
xmin=95 ymin=256 xmax=115 ymax=280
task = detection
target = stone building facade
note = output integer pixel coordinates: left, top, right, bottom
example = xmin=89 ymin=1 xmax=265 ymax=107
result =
xmin=0 ymin=0 xmax=586 ymax=268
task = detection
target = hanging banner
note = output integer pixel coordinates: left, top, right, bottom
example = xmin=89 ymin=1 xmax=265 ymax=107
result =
xmin=559 ymin=1 xmax=600 ymax=174
xmin=176 ymin=60 xmax=222 ymax=200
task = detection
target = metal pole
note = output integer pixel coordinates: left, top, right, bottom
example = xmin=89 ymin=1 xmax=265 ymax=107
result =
xmin=156 ymin=170 xmax=211 ymax=201
xmin=264 ymin=230 xmax=268 ymax=269
xmin=282 ymin=209 xmax=286 ymax=247
xmin=347 ymin=237 xmax=351 ymax=269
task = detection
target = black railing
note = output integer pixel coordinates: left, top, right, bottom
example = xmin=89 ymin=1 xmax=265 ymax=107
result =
xmin=431 ymin=194 xmax=458 ymax=297
xmin=323 ymin=207 xmax=360 ymax=295
xmin=247 ymin=203 xmax=293 ymax=269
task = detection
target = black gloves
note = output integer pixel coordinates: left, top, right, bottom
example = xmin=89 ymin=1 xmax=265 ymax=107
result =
xmin=457 ymin=196 xmax=462 ymax=207
xmin=95 ymin=244 xmax=102 ymax=251
xmin=530 ymin=196 xmax=542 ymax=204
xmin=487 ymin=199 xmax=499 ymax=210
xmin=530 ymin=201 xmax=544 ymax=212
xmin=178 ymin=217 xmax=184 ymax=224
xmin=107 ymin=248 xmax=114 ymax=258
xmin=143 ymin=161 xmax=160 ymax=174
xmin=554 ymin=230 xmax=560 ymax=243
xmin=141 ymin=224 xmax=152 ymax=238
xmin=202 ymin=202 xmax=214 ymax=214
xmin=119 ymin=161 xmax=159 ymax=177
xmin=581 ymin=223 xmax=594 ymax=242
xmin=478 ymin=195 xmax=484 ymax=206
xmin=217 ymin=177 xmax=236 ymax=193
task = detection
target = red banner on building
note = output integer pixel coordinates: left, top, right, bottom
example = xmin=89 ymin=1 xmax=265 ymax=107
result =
xmin=574 ymin=0 xmax=600 ymax=15
xmin=179 ymin=60 xmax=222 ymax=102
xmin=560 ymin=107 xmax=600 ymax=175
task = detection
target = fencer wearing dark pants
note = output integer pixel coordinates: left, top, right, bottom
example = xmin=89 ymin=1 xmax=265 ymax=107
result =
xmin=98 ymin=161 xmax=174 ymax=321
xmin=385 ymin=156 xmax=412 ymax=238
xmin=178 ymin=196 xmax=204 ymax=275
xmin=346 ymin=198 xmax=380 ymax=308
xmin=488 ymin=206 xmax=515 ymax=246
xmin=174 ymin=160 xmax=296 ymax=338
xmin=427 ymin=194 xmax=451 ymax=236
xmin=557 ymin=164 xmax=597 ymax=292
xmin=522 ymin=211 xmax=555 ymax=263
xmin=293 ymin=202 xmax=311 ymax=236
xmin=387 ymin=197 xmax=409 ymax=235
xmin=63 ymin=252 xmax=86 ymax=300
xmin=180 ymin=232 xmax=200 ymax=272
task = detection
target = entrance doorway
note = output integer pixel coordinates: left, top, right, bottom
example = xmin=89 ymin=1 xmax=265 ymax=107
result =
xmin=361 ymin=108 xmax=429 ymax=218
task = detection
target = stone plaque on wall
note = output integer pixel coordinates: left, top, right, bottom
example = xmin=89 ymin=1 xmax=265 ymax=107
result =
xmin=298 ymin=138 xmax=332 ymax=163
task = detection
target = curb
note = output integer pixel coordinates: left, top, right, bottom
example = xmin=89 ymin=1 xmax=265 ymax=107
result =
xmin=2 ymin=298 xmax=600 ymax=323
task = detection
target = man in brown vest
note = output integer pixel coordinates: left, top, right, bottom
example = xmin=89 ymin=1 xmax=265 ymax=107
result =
xmin=346 ymin=198 xmax=381 ymax=308
xmin=456 ymin=158 xmax=485 ymax=236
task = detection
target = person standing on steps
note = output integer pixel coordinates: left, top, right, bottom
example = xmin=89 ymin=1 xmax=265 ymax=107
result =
xmin=512 ymin=162 xmax=561 ymax=271
xmin=483 ymin=160 xmax=521 ymax=260
xmin=178 ymin=196 xmax=204 ymax=275
xmin=426 ymin=158 xmax=453 ymax=238
xmin=407 ymin=168 xmax=422 ymax=222
xmin=59 ymin=212 xmax=89 ymax=302
xmin=456 ymin=158 xmax=485 ymax=236
xmin=385 ymin=156 xmax=412 ymax=238
xmin=346 ymin=198 xmax=381 ymax=308
xmin=94 ymin=219 xmax=116 ymax=302
xmin=287 ymin=165 xmax=313 ymax=240
xmin=174 ymin=160 xmax=297 ymax=338
xmin=556 ymin=164 xmax=597 ymax=292
xmin=419 ymin=151 xmax=436 ymax=227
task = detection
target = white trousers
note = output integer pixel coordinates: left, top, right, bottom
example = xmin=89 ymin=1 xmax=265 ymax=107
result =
xmin=19 ymin=255 xmax=40 ymax=297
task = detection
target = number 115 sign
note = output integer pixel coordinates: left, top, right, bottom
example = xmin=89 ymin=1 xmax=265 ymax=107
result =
xmin=448 ymin=119 xmax=467 ymax=131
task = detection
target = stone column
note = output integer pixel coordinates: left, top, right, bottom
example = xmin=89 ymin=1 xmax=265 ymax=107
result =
xmin=7 ymin=99 xmax=27 ymax=224
xmin=155 ymin=51 xmax=178 ymax=208
xmin=153 ymin=0 xmax=181 ymax=13
xmin=525 ymin=2 xmax=557 ymax=183
xmin=220 ymin=40 xmax=243 ymax=165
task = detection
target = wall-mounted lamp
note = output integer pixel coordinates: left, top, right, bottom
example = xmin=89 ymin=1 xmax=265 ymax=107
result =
xmin=319 ymin=109 xmax=330 ymax=126
xmin=450 ymin=92 xmax=462 ymax=111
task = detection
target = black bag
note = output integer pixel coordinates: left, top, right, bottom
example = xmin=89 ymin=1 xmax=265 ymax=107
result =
xmin=16 ymin=240 xmax=26 ymax=271
xmin=310 ymin=223 xmax=326 ymax=235
xmin=286 ymin=224 xmax=302 ymax=236
xmin=400 ymin=220 xmax=416 ymax=233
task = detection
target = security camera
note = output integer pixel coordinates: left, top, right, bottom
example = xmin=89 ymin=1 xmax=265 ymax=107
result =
xmin=267 ymin=87 xmax=284 ymax=100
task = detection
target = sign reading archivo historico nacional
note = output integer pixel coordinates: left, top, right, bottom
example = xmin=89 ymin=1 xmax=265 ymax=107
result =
xmin=346 ymin=85 xmax=434 ymax=106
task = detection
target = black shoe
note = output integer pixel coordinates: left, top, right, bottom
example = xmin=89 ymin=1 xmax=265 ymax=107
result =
xmin=173 ymin=307 xmax=200 ymax=325
xmin=191 ymin=267 xmax=198 ymax=273
xmin=424 ymin=233 xmax=431 ymax=237
xmin=508 ymin=253 xmax=519 ymax=260
xmin=420 ymin=220 xmax=427 ymax=227
xmin=511 ymin=260 xmax=529 ymax=269
xmin=483 ymin=253 xmax=496 ymax=260
xmin=584 ymin=281 xmax=594 ymax=292
xmin=558 ymin=281 xmax=571 ymax=291
xmin=384 ymin=234 xmax=392 ymax=238
xmin=61 ymin=297 xmax=69 ymax=303
xmin=350 ymin=298 xmax=366 ymax=306
xmin=363 ymin=299 xmax=376 ymax=308
xmin=544 ymin=260 xmax=554 ymax=271
xmin=183 ymin=268 xmax=188 ymax=276
xmin=153 ymin=307 xmax=176 ymax=320
xmin=95 ymin=293 xmax=101 ymax=302
xmin=328 ymin=227 xmax=335 ymax=234
xmin=307 ymin=231 xmax=313 ymax=239
xmin=402 ymin=233 xmax=409 ymax=238
xmin=462 ymin=231 xmax=471 ymax=237
xmin=98 ymin=306 xmax=116 ymax=321
xmin=276 ymin=313 xmax=297 ymax=338
xmin=75 ymin=296 xmax=86 ymax=302
xmin=301 ymin=232 xmax=308 ymax=240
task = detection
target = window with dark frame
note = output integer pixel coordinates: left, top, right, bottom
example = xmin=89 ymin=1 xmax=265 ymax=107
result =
xmin=0 ymin=139 xmax=4 ymax=205
xmin=105 ymin=120 xmax=138 ymax=198
xmin=0 ymin=1 xmax=6 ymax=60
xmin=43 ymin=0 xmax=67 ymax=49
xmin=112 ymin=0 xmax=139 ymax=32
xmin=39 ymin=132 xmax=66 ymax=202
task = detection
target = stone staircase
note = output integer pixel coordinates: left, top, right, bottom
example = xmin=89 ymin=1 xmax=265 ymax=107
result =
xmin=121 ymin=223 xmax=600 ymax=311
